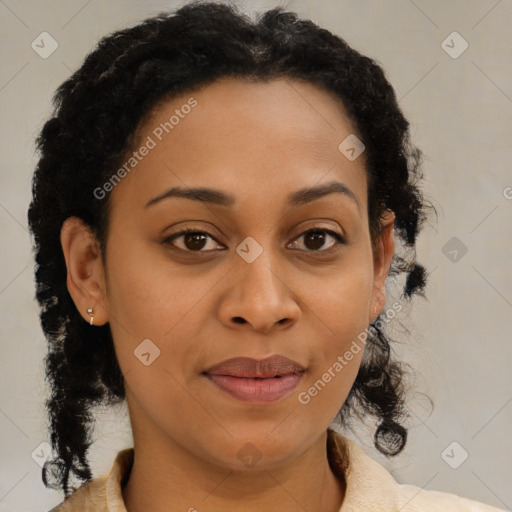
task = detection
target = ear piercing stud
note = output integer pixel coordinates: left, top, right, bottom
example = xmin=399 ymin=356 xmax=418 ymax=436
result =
xmin=87 ymin=307 xmax=94 ymax=326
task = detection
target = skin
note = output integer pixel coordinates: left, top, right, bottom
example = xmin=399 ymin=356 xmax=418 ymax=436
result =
xmin=60 ymin=77 xmax=395 ymax=512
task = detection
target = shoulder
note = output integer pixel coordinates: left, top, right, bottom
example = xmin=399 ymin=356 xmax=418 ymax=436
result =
xmin=46 ymin=447 xmax=134 ymax=512
xmin=47 ymin=475 xmax=109 ymax=512
xmin=396 ymin=483 xmax=507 ymax=512
xmin=327 ymin=429 xmax=506 ymax=512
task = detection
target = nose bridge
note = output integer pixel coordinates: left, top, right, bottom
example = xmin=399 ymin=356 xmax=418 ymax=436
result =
xmin=237 ymin=234 xmax=284 ymax=302
xmin=225 ymin=232 xmax=300 ymax=331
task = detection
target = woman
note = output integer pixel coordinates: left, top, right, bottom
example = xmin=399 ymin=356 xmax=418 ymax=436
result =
xmin=28 ymin=1 xmax=505 ymax=511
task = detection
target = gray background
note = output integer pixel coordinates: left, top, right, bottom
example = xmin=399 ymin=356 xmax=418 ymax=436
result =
xmin=0 ymin=0 xmax=511 ymax=510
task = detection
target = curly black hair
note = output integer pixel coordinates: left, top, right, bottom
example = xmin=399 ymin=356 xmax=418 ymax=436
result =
xmin=28 ymin=0 xmax=432 ymax=498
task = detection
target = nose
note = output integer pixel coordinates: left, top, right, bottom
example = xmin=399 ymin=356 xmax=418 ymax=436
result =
xmin=218 ymin=248 xmax=301 ymax=334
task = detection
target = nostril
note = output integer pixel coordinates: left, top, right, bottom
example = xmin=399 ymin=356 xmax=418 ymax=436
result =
xmin=233 ymin=317 xmax=245 ymax=324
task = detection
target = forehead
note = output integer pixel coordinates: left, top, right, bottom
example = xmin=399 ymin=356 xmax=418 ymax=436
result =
xmin=109 ymin=77 xmax=367 ymax=217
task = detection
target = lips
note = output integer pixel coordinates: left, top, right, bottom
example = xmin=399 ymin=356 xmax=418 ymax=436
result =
xmin=204 ymin=355 xmax=306 ymax=378
xmin=204 ymin=355 xmax=306 ymax=403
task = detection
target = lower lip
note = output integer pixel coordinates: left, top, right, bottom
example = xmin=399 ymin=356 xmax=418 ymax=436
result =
xmin=206 ymin=373 xmax=303 ymax=403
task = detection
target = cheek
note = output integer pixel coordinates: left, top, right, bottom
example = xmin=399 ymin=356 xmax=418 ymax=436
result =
xmin=105 ymin=238 xmax=197 ymax=336
xmin=296 ymin=253 xmax=373 ymax=410
xmin=305 ymin=249 xmax=375 ymax=336
xmin=104 ymin=240 xmax=222 ymax=382
xmin=297 ymin=303 xmax=367 ymax=423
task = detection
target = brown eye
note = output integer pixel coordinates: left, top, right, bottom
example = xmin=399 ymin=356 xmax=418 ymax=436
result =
xmin=163 ymin=226 xmax=345 ymax=256
xmin=163 ymin=229 xmax=224 ymax=252
xmin=182 ymin=232 xmax=209 ymax=251
xmin=304 ymin=230 xmax=328 ymax=251
xmin=290 ymin=228 xmax=345 ymax=254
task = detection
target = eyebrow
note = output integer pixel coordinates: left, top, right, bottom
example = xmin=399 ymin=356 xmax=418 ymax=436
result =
xmin=144 ymin=180 xmax=360 ymax=211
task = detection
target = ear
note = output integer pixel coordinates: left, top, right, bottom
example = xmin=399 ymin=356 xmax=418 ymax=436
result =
xmin=60 ymin=216 xmax=109 ymax=326
xmin=369 ymin=209 xmax=395 ymax=324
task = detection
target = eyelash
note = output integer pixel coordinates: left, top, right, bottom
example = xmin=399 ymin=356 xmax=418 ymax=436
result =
xmin=162 ymin=225 xmax=346 ymax=256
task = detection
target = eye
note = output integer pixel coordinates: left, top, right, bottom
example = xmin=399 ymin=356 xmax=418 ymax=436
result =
xmin=162 ymin=226 xmax=345 ymax=255
xmin=288 ymin=227 xmax=345 ymax=255
xmin=163 ymin=228 xmax=224 ymax=253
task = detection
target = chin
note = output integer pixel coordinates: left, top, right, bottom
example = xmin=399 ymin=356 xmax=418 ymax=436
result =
xmin=203 ymin=428 xmax=311 ymax=472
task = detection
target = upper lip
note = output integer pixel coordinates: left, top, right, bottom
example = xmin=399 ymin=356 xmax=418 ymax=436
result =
xmin=204 ymin=355 xmax=306 ymax=378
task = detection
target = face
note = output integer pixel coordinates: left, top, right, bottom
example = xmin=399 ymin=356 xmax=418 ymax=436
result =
xmin=63 ymin=76 xmax=394 ymax=471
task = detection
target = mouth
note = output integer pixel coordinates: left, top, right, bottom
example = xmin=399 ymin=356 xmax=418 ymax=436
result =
xmin=204 ymin=373 xmax=305 ymax=403
xmin=203 ymin=355 xmax=306 ymax=403
xmin=204 ymin=354 xmax=306 ymax=378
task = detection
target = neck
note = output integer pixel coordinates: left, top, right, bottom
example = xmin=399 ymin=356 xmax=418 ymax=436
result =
xmin=122 ymin=430 xmax=346 ymax=512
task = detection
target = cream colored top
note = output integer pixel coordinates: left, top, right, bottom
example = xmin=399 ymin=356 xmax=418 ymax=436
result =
xmin=48 ymin=428 xmax=506 ymax=511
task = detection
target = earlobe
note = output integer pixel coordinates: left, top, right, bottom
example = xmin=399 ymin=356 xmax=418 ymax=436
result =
xmin=60 ymin=217 xmax=109 ymax=326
